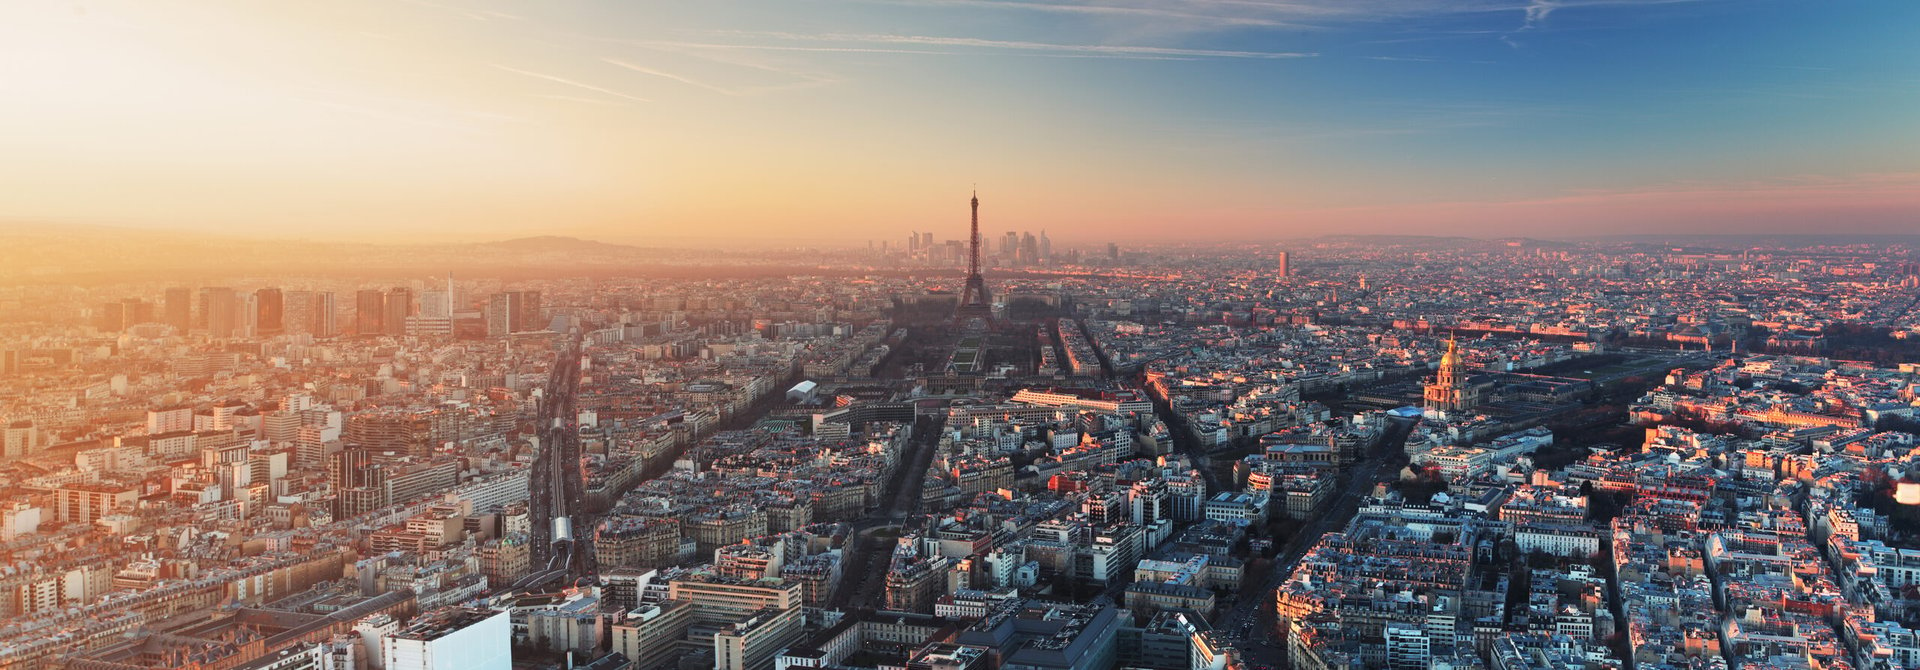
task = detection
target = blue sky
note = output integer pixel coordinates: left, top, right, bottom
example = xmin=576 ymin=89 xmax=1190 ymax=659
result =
xmin=1 ymin=0 xmax=1915 ymax=243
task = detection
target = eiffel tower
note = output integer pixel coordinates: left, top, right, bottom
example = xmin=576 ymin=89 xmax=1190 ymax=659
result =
xmin=955 ymin=190 xmax=992 ymax=323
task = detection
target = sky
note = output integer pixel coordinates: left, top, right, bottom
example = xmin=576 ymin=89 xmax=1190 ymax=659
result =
xmin=1 ymin=0 xmax=1917 ymax=246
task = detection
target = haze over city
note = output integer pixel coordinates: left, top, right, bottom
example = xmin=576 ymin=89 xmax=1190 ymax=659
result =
xmin=5 ymin=0 xmax=1918 ymax=244
xmin=8 ymin=4 xmax=1920 ymax=670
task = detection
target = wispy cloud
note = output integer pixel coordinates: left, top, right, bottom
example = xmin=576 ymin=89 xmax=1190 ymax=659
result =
xmin=1510 ymin=0 xmax=1706 ymax=40
xmin=720 ymin=31 xmax=1317 ymax=60
xmin=282 ymin=84 xmax=524 ymax=133
xmin=630 ymin=41 xmax=965 ymax=56
xmin=605 ymin=60 xmax=739 ymax=95
xmin=603 ymin=58 xmax=836 ymax=96
xmin=531 ymin=94 xmax=633 ymax=107
xmin=1500 ymin=0 xmax=1561 ymax=47
xmin=906 ymin=0 xmax=1709 ymax=47
xmin=1522 ymin=0 xmax=1558 ymax=30
xmin=857 ymin=0 xmax=1311 ymax=29
xmin=851 ymin=0 xmax=1528 ymax=30
xmin=394 ymin=0 xmax=522 ymax=22
xmin=1166 ymin=99 xmax=1571 ymax=148
xmin=491 ymin=64 xmax=650 ymax=103
xmin=1363 ymin=30 xmax=1509 ymax=45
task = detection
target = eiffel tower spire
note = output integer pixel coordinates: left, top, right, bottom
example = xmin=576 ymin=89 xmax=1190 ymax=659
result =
xmin=957 ymin=189 xmax=992 ymax=321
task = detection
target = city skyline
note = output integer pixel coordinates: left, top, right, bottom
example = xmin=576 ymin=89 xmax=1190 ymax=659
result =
xmin=3 ymin=220 xmax=1920 ymax=667
xmin=6 ymin=3 xmax=1920 ymax=661
xmin=5 ymin=1 xmax=1917 ymax=244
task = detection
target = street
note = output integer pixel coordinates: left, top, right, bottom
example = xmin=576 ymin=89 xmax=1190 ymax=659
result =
xmin=827 ymin=413 xmax=946 ymax=610
xmin=1214 ymin=416 xmax=1417 ymax=667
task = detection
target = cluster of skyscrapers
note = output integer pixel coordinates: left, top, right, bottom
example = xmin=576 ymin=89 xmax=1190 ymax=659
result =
xmin=903 ymin=229 xmax=1054 ymax=267
xmin=91 ymin=278 xmax=554 ymax=340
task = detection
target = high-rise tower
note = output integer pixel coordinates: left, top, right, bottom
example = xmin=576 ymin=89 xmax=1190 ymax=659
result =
xmin=956 ymin=191 xmax=991 ymax=321
xmin=255 ymin=288 xmax=284 ymax=336
xmin=312 ymin=292 xmax=338 ymax=338
xmin=200 ymin=287 xmax=238 ymax=338
xmin=355 ymin=289 xmax=385 ymax=336
xmin=384 ymin=287 xmax=412 ymax=336
xmin=164 ymin=287 xmax=192 ymax=332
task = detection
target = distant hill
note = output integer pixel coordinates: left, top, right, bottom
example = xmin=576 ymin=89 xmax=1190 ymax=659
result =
xmin=1312 ymin=234 xmax=1493 ymax=249
xmin=0 ymin=224 xmax=707 ymax=283
xmin=1564 ymin=233 xmax=1920 ymax=247
xmin=467 ymin=235 xmax=640 ymax=254
xmin=1491 ymin=237 xmax=1578 ymax=248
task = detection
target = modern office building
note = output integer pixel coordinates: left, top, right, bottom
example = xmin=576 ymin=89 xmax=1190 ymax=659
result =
xmin=164 ymin=286 xmax=193 ymax=331
xmin=487 ymin=290 xmax=544 ymax=336
xmin=714 ymin=606 xmax=804 ymax=670
xmin=356 ymin=289 xmax=387 ymax=336
xmin=200 ymin=286 xmax=238 ymax=337
xmin=384 ymin=607 xmax=511 ymax=670
xmin=610 ymin=600 xmax=693 ymax=670
xmin=384 ymin=287 xmax=413 ymax=336
xmin=255 ymin=287 xmax=285 ymax=335
xmin=953 ymin=601 xmax=1121 ymax=670
xmin=55 ymin=483 xmax=140 ymax=524
xmin=312 ymin=291 xmax=339 ymax=337
xmin=666 ymin=571 xmax=804 ymax=626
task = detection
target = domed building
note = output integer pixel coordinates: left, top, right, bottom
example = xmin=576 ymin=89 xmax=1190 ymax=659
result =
xmin=1423 ymin=337 xmax=1481 ymax=415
